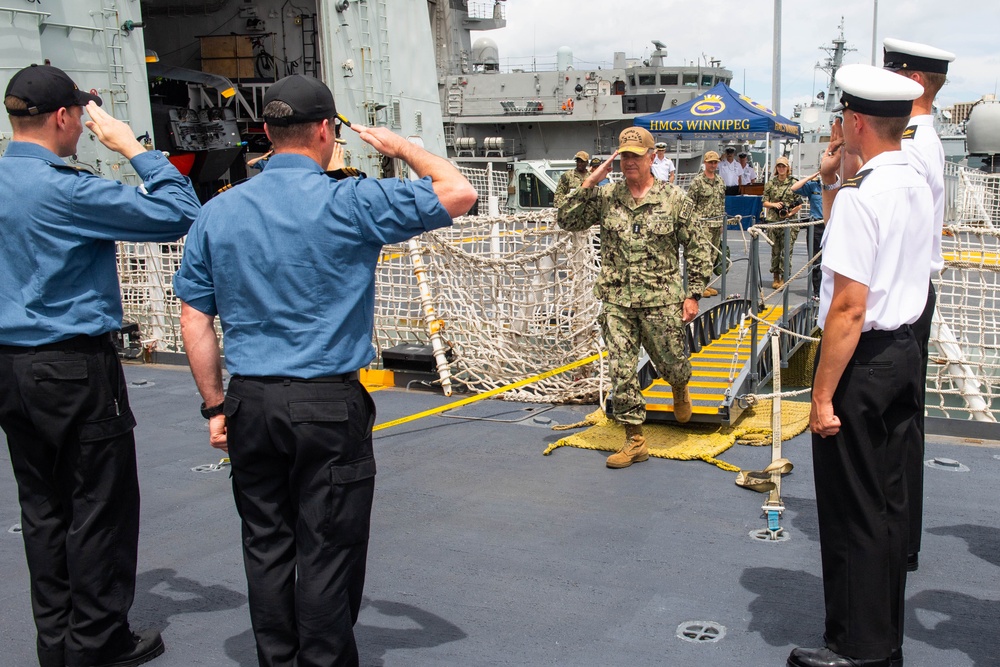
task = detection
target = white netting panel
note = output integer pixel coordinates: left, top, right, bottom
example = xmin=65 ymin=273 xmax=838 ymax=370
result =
xmin=457 ymin=164 xmax=509 ymax=213
xmin=117 ymin=242 xmax=186 ymax=352
xmin=375 ymin=210 xmax=605 ymax=402
xmin=929 ymin=166 xmax=1000 ymax=421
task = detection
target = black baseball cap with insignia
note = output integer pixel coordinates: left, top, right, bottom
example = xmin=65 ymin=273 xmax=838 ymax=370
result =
xmin=882 ymin=37 xmax=955 ymax=74
xmin=262 ymin=75 xmax=336 ymax=126
xmin=4 ymin=64 xmax=102 ymax=116
xmin=832 ymin=64 xmax=923 ymax=117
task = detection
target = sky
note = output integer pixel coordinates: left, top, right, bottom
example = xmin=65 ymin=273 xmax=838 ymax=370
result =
xmin=475 ymin=0 xmax=1000 ymax=115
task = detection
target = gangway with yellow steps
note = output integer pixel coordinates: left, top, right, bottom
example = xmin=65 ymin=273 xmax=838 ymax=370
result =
xmin=611 ymin=298 xmax=817 ymax=426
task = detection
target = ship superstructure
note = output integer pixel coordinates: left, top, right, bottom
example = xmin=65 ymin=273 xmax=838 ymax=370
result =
xmin=430 ymin=0 xmax=733 ymax=170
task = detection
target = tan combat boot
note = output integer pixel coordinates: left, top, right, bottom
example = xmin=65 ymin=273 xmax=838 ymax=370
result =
xmin=772 ymin=274 xmax=784 ymax=289
xmin=702 ymin=286 xmax=719 ymax=297
xmin=673 ymin=384 xmax=693 ymax=423
xmin=606 ymin=424 xmax=648 ymax=469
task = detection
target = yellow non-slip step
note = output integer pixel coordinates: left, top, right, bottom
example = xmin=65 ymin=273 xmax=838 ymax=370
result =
xmin=646 ymin=403 xmax=719 ymax=415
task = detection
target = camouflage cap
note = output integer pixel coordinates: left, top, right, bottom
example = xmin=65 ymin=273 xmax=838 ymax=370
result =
xmin=774 ymin=156 xmax=791 ymax=168
xmin=703 ymin=150 xmax=720 ymax=162
xmin=574 ymin=150 xmax=590 ymax=162
xmin=618 ymin=127 xmax=654 ymax=155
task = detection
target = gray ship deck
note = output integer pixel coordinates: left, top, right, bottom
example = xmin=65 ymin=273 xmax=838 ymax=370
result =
xmin=2 ymin=360 xmax=998 ymax=666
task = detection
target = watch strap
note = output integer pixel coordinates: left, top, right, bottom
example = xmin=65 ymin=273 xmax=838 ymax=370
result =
xmin=200 ymin=401 xmax=225 ymax=419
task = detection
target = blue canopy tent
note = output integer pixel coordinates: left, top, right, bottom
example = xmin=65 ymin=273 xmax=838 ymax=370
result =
xmin=633 ymin=82 xmax=800 ymax=141
xmin=635 ymin=82 xmax=802 ymax=227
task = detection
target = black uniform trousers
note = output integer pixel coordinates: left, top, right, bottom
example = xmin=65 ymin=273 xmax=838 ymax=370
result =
xmin=809 ymin=219 xmax=826 ymax=298
xmin=812 ymin=327 xmax=921 ymax=659
xmin=906 ymin=280 xmax=935 ymax=557
xmin=0 ymin=334 xmax=140 ymax=667
xmin=225 ymin=375 xmax=376 ymax=667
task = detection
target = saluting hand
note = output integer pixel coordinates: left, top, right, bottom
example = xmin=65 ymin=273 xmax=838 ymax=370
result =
xmin=84 ymin=101 xmax=145 ymax=160
xmin=348 ymin=121 xmax=413 ymax=160
xmin=326 ymin=140 xmax=346 ymax=171
xmin=584 ymin=152 xmax=617 ymax=187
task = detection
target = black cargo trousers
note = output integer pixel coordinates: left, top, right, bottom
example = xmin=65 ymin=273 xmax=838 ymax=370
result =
xmin=0 ymin=334 xmax=140 ymax=667
xmin=224 ymin=374 xmax=377 ymax=667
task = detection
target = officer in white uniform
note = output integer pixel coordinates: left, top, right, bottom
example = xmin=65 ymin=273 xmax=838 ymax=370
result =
xmin=788 ymin=64 xmax=930 ymax=667
xmin=883 ymin=37 xmax=956 ymax=574
xmin=651 ymin=141 xmax=676 ymax=182
xmin=718 ymin=146 xmax=741 ymax=194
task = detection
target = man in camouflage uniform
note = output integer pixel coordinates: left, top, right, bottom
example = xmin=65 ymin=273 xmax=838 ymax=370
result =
xmin=558 ymin=127 xmax=712 ymax=469
xmin=554 ymin=150 xmax=590 ymax=207
xmin=686 ymin=150 xmax=726 ymax=296
xmin=762 ymin=156 xmax=803 ymax=288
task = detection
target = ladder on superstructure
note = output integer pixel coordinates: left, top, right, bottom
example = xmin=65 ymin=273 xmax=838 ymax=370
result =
xmin=99 ymin=4 xmax=173 ymax=349
xmin=300 ymin=13 xmax=320 ymax=79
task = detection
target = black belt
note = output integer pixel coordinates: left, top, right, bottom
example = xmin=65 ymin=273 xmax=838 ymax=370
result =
xmin=859 ymin=325 xmax=912 ymax=341
xmin=233 ymin=371 xmax=360 ymax=384
xmin=0 ymin=332 xmax=113 ymax=354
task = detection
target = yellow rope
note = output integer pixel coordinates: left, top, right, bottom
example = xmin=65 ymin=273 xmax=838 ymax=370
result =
xmin=373 ymin=351 xmax=607 ymax=432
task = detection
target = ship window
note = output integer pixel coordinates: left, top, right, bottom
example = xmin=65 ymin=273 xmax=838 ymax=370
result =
xmin=518 ymin=173 xmax=555 ymax=209
xmin=701 ymin=74 xmax=714 ymax=87
xmin=629 ymin=76 xmax=636 ymax=87
xmin=660 ymin=73 xmax=678 ymax=86
xmin=683 ymin=73 xmax=698 ymax=86
xmin=638 ymin=73 xmax=656 ymax=86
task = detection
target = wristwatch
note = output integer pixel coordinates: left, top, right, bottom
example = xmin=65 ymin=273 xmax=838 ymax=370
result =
xmin=200 ymin=401 xmax=225 ymax=419
xmin=822 ymin=175 xmax=841 ymax=191
xmin=688 ymin=292 xmax=702 ymax=302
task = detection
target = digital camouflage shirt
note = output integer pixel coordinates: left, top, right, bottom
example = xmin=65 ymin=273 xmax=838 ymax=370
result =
xmin=557 ymin=180 xmax=711 ymax=307
xmin=686 ymin=172 xmax=726 ymax=227
xmin=553 ymin=168 xmax=587 ymax=208
xmin=763 ymin=175 xmax=802 ymax=222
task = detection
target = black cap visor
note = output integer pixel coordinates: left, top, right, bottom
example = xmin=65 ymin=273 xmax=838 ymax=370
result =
xmin=883 ymin=50 xmax=949 ymax=74
xmin=835 ymin=92 xmax=913 ymax=118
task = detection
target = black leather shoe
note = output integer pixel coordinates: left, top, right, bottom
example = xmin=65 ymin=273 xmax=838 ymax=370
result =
xmin=787 ymin=646 xmax=891 ymax=667
xmin=96 ymin=630 xmax=165 ymax=667
xmin=906 ymin=552 xmax=919 ymax=572
xmin=890 ymin=647 xmax=903 ymax=666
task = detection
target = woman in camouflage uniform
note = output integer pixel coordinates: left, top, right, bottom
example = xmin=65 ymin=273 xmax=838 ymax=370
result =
xmin=762 ymin=156 xmax=803 ymax=288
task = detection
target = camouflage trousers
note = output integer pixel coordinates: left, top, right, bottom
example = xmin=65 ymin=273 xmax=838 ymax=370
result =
xmin=600 ymin=302 xmax=691 ymax=425
xmin=768 ymin=225 xmax=800 ymax=277
xmin=709 ymin=223 xmax=724 ymax=276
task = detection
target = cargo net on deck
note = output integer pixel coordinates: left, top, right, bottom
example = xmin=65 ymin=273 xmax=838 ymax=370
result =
xmin=374 ymin=210 xmax=606 ymax=403
xmin=931 ymin=165 xmax=1000 ymax=422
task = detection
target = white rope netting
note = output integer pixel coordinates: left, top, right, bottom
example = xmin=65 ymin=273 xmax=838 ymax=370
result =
xmin=377 ymin=210 xmax=605 ymax=402
xmin=929 ymin=165 xmax=1000 ymax=421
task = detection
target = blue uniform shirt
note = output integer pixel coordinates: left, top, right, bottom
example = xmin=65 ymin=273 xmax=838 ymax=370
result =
xmin=174 ymin=153 xmax=453 ymax=378
xmin=0 ymin=142 xmax=200 ymax=346
xmin=796 ymin=178 xmax=823 ymax=220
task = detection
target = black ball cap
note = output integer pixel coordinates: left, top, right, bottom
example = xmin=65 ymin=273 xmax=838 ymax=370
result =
xmin=4 ymin=64 xmax=102 ymax=116
xmin=262 ymin=75 xmax=336 ymax=126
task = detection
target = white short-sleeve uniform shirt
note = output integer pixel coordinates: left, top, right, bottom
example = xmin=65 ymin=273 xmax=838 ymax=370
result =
xmin=819 ymin=150 xmax=934 ymax=331
xmin=901 ymin=114 xmax=946 ymax=272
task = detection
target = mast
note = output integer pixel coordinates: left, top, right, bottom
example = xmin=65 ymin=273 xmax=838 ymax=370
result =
xmin=817 ymin=20 xmax=855 ymax=112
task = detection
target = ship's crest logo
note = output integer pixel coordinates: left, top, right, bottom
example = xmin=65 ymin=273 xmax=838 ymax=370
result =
xmin=740 ymin=95 xmax=777 ymax=116
xmin=691 ymin=95 xmax=725 ymax=116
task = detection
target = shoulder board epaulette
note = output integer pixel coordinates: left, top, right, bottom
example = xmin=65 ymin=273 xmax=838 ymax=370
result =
xmin=842 ymin=169 xmax=873 ymax=189
xmin=901 ymin=125 xmax=918 ymax=141
xmin=213 ymin=178 xmax=250 ymax=198
xmin=50 ymin=163 xmax=93 ymax=176
xmin=325 ymin=167 xmax=366 ymax=180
